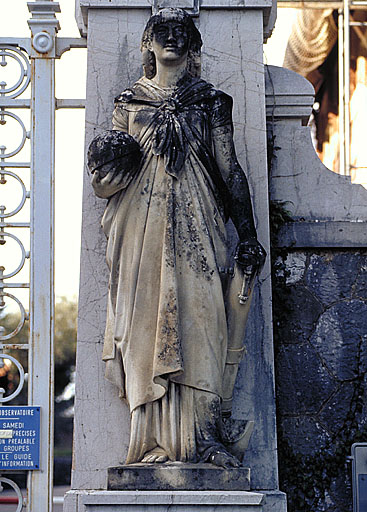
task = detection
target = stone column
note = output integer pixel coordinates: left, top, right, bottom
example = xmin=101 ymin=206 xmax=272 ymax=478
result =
xmin=64 ymin=3 xmax=286 ymax=511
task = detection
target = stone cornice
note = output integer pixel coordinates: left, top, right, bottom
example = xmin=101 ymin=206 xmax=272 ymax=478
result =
xmin=76 ymin=0 xmax=276 ymax=40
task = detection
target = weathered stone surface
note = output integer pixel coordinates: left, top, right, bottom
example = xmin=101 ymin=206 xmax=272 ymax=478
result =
xmin=275 ymin=284 xmax=323 ymax=345
xmin=274 ymin=250 xmax=367 ymax=512
xmin=305 ymin=253 xmax=362 ymax=306
xmin=309 ymin=300 xmax=367 ymax=381
xmin=328 ymin=473 xmax=353 ymax=512
xmin=318 ymin=382 xmax=367 ymax=436
xmin=284 ymin=252 xmax=306 ymax=285
xmin=279 ymin=417 xmax=331 ymax=457
xmin=277 ymin=221 xmax=367 ymax=249
xmin=64 ymin=489 xmax=266 ymax=512
xmin=276 ymin=343 xmax=336 ymax=415
xmin=353 ymin=257 xmax=367 ymax=299
xmin=108 ymin=464 xmax=250 ymax=491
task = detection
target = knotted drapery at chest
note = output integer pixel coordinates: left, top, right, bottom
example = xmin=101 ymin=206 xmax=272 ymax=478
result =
xmin=151 ymin=95 xmax=190 ymax=177
xmin=116 ymin=76 xmax=219 ymax=178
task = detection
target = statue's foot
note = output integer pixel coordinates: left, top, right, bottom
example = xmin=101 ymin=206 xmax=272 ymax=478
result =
xmin=209 ymin=449 xmax=241 ymax=469
xmin=141 ymin=447 xmax=169 ymax=463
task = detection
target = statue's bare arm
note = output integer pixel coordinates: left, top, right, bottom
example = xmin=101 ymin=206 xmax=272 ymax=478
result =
xmin=212 ymin=125 xmax=266 ymax=267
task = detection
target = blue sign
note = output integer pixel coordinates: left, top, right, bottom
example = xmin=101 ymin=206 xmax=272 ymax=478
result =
xmin=0 ymin=406 xmax=40 ymax=470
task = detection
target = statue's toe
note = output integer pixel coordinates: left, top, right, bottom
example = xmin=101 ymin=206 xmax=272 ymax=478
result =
xmin=141 ymin=447 xmax=169 ymax=463
xmin=155 ymin=454 xmax=169 ymax=462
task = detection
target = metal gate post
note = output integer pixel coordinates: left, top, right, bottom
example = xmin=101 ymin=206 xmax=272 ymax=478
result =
xmin=27 ymin=2 xmax=60 ymax=511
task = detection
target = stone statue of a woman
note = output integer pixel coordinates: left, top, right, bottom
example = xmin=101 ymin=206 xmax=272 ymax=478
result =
xmin=89 ymin=8 xmax=265 ymax=469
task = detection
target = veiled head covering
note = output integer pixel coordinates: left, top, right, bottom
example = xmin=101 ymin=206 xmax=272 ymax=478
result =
xmin=141 ymin=8 xmax=202 ymax=79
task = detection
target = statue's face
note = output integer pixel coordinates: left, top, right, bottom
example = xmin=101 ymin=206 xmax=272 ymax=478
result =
xmin=150 ymin=21 xmax=189 ymax=64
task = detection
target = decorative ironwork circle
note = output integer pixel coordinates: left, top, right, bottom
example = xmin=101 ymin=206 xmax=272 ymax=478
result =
xmin=0 ymin=232 xmax=27 ymax=278
xmin=0 ymin=46 xmax=30 ymax=98
xmin=0 ymin=111 xmax=27 ymax=158
xmin=0 ymin=171 xmax=27 ymax=218
xmin=0 ymin=353 xmax=25 ymax=403
xmin=0 ymin=292 xmax=26 ymax=341
xmin=0 ymin=477 xmax=24 ymax=512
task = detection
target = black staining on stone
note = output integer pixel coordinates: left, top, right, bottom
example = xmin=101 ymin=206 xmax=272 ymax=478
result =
xmin=183 ymin=217 xmax=211 ymax=278
xmin=157 ymin=289 xmax=182 ymax=369
xmin=141 ymin=8 xmax=202 ymax=81
xmin=226 ymin=165 xmax=257 ymax=243
xmin=113 ymin=73 xmax=264 ymax=290
xmin=220 ymin=416 xmax=248 ymax=444
xmin=319 ymin=382 xmax=367 ymax=436
xmin=273 ymin=249 xmax=367 ymax=512
xmin=116 ymin=75 xmax=244 ymax=282
xmin=103 ymin=65 xmax=262 ymax=471
xmin=87 ymin=130 xmax=141 ymax=179
xmin=115 ymin=89 xmax=134 ymax=104
xmin=276 ymin=343 xmax=336 ymax=416
xmin=134 ymin=107 xmax=156 ymax=135
xmin=353 ymin=260 xmax=367 ymax=300
xmin=194 ymin=392 xmax=239 ymax=466
xmin=276 ymin=285 xmax=323 ymax=345
xmin=117 ymin=75 xmax=247 ymax=231
xmin=152 ymin=174 xmax=216 ymax=284
xmin=107 ymin=464 xmax=250 ymax=491
xmin=279 ymin=416 xmax=332 ymax=458
xmin=141 ymin=178 xmax=150 ymax=196
xmin=305 ymin=252 xmax=364 ymax=307
xmin=223 ymin=153 xmax=265 ymax=270
xmin=164 ymin=188 xmax=177 ymax=270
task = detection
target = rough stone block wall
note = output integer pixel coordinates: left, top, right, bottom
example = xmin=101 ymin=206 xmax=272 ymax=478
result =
xmin=273 ymin=246 xmax=367 ymax=512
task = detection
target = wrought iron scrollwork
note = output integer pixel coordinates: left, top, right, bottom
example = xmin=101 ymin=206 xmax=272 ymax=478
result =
xmin=0 ymin=477 xmax=24 ymax=512
xmin=0 ymin=44 xmax=30 ymax=508
xmin=0 ymin=46 xmax=30 ymax=396
xmin=0 ymin=45 xmax=31 ymax=99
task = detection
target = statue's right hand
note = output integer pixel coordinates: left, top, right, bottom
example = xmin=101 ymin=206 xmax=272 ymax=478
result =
xmin=234 ymin=240 xmax=266 ymax=269
xmin=91 ymin=170 xmax=124 ymax=199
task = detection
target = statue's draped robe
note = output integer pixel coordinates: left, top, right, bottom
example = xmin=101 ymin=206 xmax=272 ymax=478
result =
xmin=102 ymin=75 xmax=234 ymax=462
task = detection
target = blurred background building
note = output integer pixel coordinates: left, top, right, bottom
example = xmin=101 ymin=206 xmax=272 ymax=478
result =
xmin=281 ymin=2 xmax=367 ymax=188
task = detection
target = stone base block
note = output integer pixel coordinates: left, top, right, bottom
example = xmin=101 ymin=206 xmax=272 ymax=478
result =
xmin=108 ymin=463 xmax=250 ymax=491
xmin=63 ymin=490 xmax=264 ymax=512
xmin=262 ymin=491 xmax=288 ymax=512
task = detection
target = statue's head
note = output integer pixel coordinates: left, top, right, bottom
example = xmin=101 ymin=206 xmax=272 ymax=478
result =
xmin=141 ymin=8 xmax=202 ymax=79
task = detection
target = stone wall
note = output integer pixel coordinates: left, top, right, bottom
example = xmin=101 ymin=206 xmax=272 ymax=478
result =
xmin=266 ymin=65 xmax=367 ymax=512
xmin=273 ymin=243 xmax=367 ymax=511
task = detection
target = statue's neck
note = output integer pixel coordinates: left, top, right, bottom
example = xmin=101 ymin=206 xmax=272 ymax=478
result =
xmin=152 ymin=60 xmax=187 ymax=88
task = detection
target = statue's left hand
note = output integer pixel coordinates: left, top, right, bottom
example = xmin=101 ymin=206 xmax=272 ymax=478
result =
xmin=91 ymin=170 xmax=125 ymax=199
xmin=234 ymin=240 xmax=266 ymax=269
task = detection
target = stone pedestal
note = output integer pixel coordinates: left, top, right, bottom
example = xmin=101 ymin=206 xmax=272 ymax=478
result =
xmin=107 ymin=464 xmax=250 ymax=491
xmin=64 ymin=490 xmax=265 ymax=512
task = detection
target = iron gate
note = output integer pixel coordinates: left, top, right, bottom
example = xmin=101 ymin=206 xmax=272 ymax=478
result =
xmin=0 ymin=1 xmax=85 ymax=510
